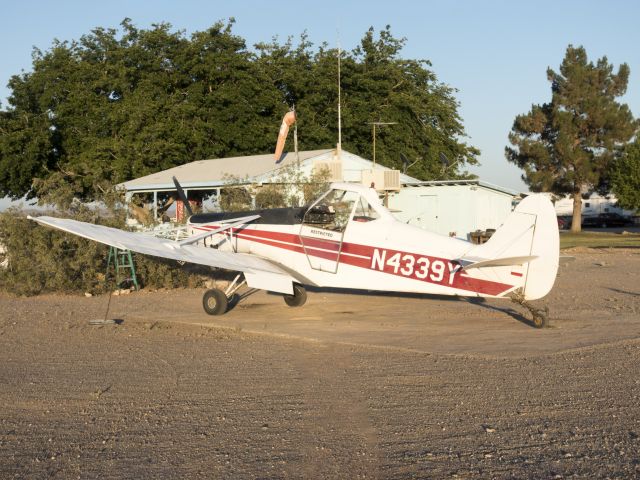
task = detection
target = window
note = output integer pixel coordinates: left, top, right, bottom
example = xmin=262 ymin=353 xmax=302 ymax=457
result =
xmin=303 ymin=189 xmax=359 ymax=233
xmin=353 ymin=196 xmax=380 ymax=222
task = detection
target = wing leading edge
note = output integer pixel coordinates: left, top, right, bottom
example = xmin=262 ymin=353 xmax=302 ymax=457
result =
xmin=28 ymin=216 xmax=295 ymax=295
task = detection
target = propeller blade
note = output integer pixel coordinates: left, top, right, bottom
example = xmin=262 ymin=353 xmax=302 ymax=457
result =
xmin=172 ymin=176 xmax=194 ymax=217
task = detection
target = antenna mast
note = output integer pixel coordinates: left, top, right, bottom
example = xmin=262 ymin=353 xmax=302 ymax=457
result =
xmin=337 ymin=40 xmax=342 ymax=157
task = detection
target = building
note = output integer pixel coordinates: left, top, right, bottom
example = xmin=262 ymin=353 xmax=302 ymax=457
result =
xmin=118 ymin=149 xmax=417 ymax=223
xmin=387 ymin=180 xmax=519 ymax=240
xmin=118 ymin=150 xmax=521 ymax=240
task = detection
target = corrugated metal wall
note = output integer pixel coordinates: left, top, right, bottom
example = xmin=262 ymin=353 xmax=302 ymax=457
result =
xmin=388 ymin=185 xmax=514 ymax=240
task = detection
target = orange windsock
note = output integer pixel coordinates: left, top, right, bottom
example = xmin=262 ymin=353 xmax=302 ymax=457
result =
xmin=274 ymin=110 xmax=296 ymax=162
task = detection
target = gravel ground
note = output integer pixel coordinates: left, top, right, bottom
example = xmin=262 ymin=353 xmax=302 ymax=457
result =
xmin=1 ymin=248 xmax=639 ymax=478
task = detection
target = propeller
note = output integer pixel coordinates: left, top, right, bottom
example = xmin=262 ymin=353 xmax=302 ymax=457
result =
xmin=172 ymin=176 xmax=194 ymax=217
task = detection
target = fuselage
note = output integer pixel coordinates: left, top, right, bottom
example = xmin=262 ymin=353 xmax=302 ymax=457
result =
xmin=187 ymin=203 xmax=520 ymax=299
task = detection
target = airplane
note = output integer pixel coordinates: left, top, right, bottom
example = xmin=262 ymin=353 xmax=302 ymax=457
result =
xmin=28 ymin=181 xmax=559 ymax=328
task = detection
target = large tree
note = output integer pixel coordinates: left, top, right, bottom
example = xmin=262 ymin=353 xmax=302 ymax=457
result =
xmin=609 ymin=139 xmax=640 ymax=211
xmin=255 ymin=26 xmax=479 ymax=180
xmin=506 ymin=45 xmax=637 ymax=232
xmin=0 ymin=20 xmax=478 ymax=202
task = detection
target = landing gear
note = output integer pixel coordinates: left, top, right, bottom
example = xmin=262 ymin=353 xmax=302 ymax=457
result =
xmin=202 ymin=288 xmax=228 ymax=315
xmin=531 ymin=310 xmax=548 ymax=329
xmin=509 ymin=288 xmax=549 ymax=329
xmin=202 ymin=276 xmax=307 ymax=314
xmin=202 ymin=273 xmax=246 ymax=316
xmin=284 ymin=284 xmax=307 ymax=307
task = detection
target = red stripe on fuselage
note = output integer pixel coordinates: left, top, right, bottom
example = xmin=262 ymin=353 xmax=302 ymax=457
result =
xmin=191 ymin=223 xmax=514 ymax=296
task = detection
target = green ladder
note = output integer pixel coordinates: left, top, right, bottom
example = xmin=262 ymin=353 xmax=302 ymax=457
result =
xmin=106 ymin=247 xmax=140 ymax=291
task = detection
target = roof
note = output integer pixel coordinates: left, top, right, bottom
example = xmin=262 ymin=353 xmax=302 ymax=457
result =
xmin=119 ymin=150 xmax=332 ymax=191
xmin=402 ymin=179 xmax=520 ymax=197
xmin=118 ymin=149 xmax=420 ymax=192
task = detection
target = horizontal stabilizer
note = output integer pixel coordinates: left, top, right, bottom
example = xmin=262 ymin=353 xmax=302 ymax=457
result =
xmin=457 ymin=255 xmax=538 ymax=271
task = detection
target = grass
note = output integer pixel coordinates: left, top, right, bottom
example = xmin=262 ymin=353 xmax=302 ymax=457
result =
xmin=560 ymin=231 xmax=640 ymax=249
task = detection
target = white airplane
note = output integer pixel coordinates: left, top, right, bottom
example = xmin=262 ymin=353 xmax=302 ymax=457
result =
xmin=28 ymin=182 xmax=559 ymax=327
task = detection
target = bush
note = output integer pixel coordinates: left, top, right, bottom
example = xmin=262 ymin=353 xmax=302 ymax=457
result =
xmin=220 ymin=187 xmax=253 ymax=211
xmin=0 ymin=208 xmax=207 ymax=296
xmin=254 ymin=186 xmax=286 ymax=209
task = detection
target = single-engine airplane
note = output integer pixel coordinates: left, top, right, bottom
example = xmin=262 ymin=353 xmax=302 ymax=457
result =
xmin=29 ymin=181 xmax=559 ymax=326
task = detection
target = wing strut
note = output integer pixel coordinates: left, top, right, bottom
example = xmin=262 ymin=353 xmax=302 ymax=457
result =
xmin=179 ymin=215 xmax=260 ymax=246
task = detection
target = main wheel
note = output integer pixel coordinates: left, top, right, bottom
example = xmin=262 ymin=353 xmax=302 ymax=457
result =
xmin=283 ymin=284 xmax=307 ymax=307
xmin=202 ymin=288 xmax=229 ymax=315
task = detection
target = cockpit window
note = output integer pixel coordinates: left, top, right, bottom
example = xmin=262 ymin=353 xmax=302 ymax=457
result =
xmin=353 ymin=196 xmax=380 ymax=222
xmin=303 ymin=189 xmax=359 ymax=233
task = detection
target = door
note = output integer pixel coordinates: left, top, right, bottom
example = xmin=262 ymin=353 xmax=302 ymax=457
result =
xmin=299 ymin=189 xmax=359 ymax=273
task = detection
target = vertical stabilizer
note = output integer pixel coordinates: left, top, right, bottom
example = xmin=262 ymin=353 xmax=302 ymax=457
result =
xmin=463 ymin=194 xmax=559 ymax=300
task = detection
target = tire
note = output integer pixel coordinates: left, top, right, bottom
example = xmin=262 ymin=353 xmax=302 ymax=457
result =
xmin=284 ymin=284 xmax=307 ymax=307
xmin=202 ymin=289 xmax=228 ymax=315
xmin=532 ymin=313 xmax=547 ymax=329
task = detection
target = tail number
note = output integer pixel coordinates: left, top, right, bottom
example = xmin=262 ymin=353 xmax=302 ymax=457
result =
xmin=371 ymin=249 xmax=457 ymax=285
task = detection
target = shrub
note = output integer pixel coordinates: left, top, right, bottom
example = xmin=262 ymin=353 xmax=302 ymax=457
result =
xmin=0 ymin=208 xmax=206 ymax=296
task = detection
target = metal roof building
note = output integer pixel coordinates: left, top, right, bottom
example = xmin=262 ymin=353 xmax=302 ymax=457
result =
xmin=387 ymin=180 xmax=520 ymax=241
xmin=117 ymin=149 xmax=521 ymax=240
xmin=118 ymin=148 xmax=418 ymax=221
xmin=119 ymin=149 xmax=417 ymax=193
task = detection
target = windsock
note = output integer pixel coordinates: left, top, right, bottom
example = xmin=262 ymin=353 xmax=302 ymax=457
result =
xmin=274 ymin=110 xmax=296 ymax=162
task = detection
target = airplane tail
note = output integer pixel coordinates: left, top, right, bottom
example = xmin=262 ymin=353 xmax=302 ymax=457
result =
xmin=460 ymin=194 xmax=559 ymax=300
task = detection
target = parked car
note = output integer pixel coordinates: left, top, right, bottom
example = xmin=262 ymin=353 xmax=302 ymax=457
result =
xmin=557 ymin=215 xmax=572 ymax=230
xmin=581 ymin=213 xmax=633 ymax=228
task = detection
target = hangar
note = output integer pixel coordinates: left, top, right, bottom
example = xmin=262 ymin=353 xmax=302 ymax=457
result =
xmin=387 ymin=180 xmax=519 ymax=241
xmin=118 ymin=150 xmax=520 ymax=240
xmin=118 ymin=148 xmax=417 ymax=223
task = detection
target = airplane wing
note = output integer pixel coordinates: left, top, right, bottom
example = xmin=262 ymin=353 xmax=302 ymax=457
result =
xmin=28 ymin=216 xmax=296 ymax=294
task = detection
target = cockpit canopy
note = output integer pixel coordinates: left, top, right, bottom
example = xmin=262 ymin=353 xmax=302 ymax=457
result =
xmin=303 ymin=183 xmax=391 ymax=232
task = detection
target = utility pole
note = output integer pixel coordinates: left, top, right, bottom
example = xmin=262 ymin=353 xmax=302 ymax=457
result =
xmin=336 ymin=42 xmax=342 ymax=158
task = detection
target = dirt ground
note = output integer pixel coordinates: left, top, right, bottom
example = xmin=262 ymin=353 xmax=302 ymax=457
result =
xmin=1 ymin=248 xmax=639 ymax=479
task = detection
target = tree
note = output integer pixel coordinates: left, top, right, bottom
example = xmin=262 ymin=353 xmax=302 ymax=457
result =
xmin=255 ymin=26 xmax=479 ymax=179
xmin=0 ymin=19 xmax=280 ymax=202
xmin=1 ymin=21 xmax=478 ymax=202
xmin=610 ymin=139 xmax=640 ymax=211
xmin=506 ymin=45 xmax=638 ymax=232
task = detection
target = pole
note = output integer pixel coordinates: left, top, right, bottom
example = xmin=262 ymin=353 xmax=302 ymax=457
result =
xmin=294 ymin=117 xmax=299 ymax=165
xmin=153 ymin=191 xmax=158 ymax=221
xmin=337 ymin=43 xmax=342 ymax=157
xmin=372 ymin=124 xmax=376 ymax=166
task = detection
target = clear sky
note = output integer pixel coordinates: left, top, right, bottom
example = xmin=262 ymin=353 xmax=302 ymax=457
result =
xmin=1 ymin=0 xmax=639 ymax=199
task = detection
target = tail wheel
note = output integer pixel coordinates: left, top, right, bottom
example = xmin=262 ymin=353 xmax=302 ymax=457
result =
xmin=284 ymin=284 xmax=307 ymax=307
xmin=203 ymin=288 xmax=229 ymax=315
xmin=532 ymin=313 xmax=547 ymax=329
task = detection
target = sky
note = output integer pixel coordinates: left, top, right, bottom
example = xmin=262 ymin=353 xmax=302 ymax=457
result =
xmin=1 ymin=0 xmax=639 ymax=208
